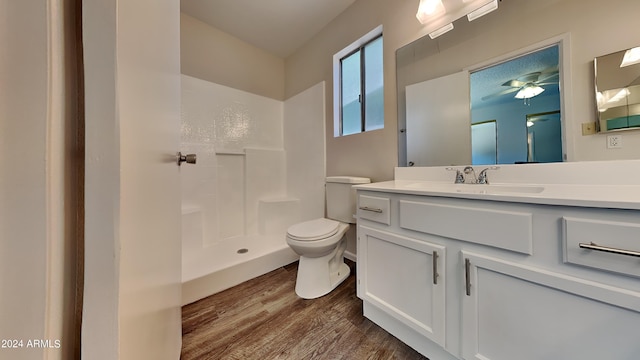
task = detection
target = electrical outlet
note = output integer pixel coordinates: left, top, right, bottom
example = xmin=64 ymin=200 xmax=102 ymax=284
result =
xmin=607 ymin=134 xmax=622 ymax=149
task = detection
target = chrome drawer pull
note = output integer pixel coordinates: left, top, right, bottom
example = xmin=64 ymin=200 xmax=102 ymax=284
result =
xmin=579 ymin=242 xmax=640 ymax=258
xmin=432 ymin=251 xmax=439 ymax=285
xmin=359 ymin=206 xmax=383 ymax=213
xmin=465 ymin=258 xmax=471 ymax=296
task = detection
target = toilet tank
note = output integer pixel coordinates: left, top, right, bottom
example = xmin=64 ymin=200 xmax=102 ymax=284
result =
xmin=326 ymin=176 xmax=371 ymax=224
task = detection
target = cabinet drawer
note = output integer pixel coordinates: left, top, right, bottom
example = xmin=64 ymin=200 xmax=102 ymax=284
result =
xmin=399 ymin=200 xmax=533 ymax=254
xmin=563 ymin=217 xmax=640 ymax=278
xmin=358 ymin=195 xmax=390 ymax=225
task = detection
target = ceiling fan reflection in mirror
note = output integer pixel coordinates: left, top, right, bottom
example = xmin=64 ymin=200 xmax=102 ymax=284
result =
xmin=470 ymin=44 xmax=561 ymax=108
xmin=482 ymin=66 xmax=559 ymax=104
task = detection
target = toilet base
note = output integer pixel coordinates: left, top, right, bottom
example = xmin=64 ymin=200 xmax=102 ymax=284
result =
xmin=294 ymin=243 xmax=350 ymax=299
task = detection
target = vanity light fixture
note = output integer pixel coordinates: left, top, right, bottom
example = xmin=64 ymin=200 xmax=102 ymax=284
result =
xmin=416 ymin=0 xmax=446 ymax=24
xmin=515 ymin=84 xmax=545 ymax=99
xmin=416 ymin=0 xmax=500 ymax=38
xmin=620 ymin=46 xmax=640 ymax=67
xmin=467 ymin=0 xmax=498 ymax=21
xmin=429 ymin=23 xmax=455 ymax=39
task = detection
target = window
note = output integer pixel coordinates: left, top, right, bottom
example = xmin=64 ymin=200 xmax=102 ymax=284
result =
xmin=333 ymin=26 xmax=383 ymax=136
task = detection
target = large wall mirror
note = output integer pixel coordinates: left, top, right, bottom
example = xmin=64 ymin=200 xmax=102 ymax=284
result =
xmin=399 ymin=36 xmax=565 ymax=167
xmin=594 ymin=46 xmax=640 ymax=132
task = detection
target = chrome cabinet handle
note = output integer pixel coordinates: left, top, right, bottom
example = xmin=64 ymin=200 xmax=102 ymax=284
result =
xmin=177 ymin=152 xmax=197 ymax=166
xmin=465 ymin=258 xmax=471 ymax=296
xmin=359 ymin=206 xmax=383 ymax=213
xmin=432 ymin=251 xmax=439 ymax=285
xmin=579 ymin=242 xmax=640 ymax=258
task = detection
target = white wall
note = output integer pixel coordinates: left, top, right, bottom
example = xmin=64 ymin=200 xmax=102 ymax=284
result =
xmin=286 ymin=0 xmax=420 ymax=182
xmin=0 ymin=1 xmax=77 ymax=359
xmin=82 ymin=0 xmax=120 ymax=356
xmin=284 ymin=82 xmax=327 ymax=221
xmin=83 ymin=0 xmax=182 ymax=358
xmin=181 ymin=13 xmax=285 ymax=101
xmin=0 ymin=2 xmax=49 ymax=359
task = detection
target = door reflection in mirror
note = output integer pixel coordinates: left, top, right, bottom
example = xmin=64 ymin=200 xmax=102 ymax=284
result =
xmin=526 ymin=111 xmax=562 ymax=163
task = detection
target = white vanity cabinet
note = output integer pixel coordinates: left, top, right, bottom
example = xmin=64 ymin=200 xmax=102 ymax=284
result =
xmin=357 ymin=225 xmax=446 ymax=346
xmin=461 ymin=251 xmax=640 ymax=360
xmin=356 ymin=189 xmax=640 ymax=360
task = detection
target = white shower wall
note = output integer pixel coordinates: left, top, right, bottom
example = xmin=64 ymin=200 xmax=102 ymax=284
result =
xmin=181 ymin=75 xmax=285 ymax=247
xmin=180 ymin=75 xmax=325 ymax=302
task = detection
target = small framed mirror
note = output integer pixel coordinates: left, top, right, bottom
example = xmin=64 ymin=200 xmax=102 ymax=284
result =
xmin=594 ymin=46 xmax=640 ymax=132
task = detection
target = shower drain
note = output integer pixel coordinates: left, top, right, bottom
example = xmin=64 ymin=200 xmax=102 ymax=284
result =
xmin=237 ymin=248 xmax=249 ymax=254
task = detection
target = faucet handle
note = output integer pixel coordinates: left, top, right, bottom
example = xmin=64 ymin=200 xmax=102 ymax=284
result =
xmin=446 ymin=167 xmax=465 ymax=184
xmin=477 ymin=166 xmax=500 ymax=184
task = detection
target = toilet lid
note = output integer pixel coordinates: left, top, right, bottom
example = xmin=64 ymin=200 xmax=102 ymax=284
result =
xmin=287 ymin=218 xmax=340 ymax=240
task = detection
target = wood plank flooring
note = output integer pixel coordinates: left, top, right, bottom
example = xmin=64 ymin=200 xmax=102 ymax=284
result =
xmin=181 ymin=260 xmax=429 ymax=360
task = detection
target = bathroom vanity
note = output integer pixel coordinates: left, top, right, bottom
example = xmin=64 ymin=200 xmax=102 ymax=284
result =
xmin=354 ymin=162 xmax=640 ymax=360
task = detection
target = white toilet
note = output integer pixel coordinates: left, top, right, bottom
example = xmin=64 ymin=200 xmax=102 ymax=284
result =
xmin=286 ymin=176 xmax=370 ymax=299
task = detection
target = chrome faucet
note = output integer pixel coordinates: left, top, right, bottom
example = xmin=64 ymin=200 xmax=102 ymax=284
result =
xmin=463 ymin=166 xmax=477 ymax=184
xmin=477 ymin=166 xmax=500 ymax=184
xmin=446 ymin=167 xmax=465 ymax=183
xmin=447 ymin=166 xmax=500 ymax=184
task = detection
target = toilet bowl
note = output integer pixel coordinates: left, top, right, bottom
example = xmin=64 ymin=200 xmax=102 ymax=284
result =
xmin=286 ymin=176 xmax=370 ymax=299
xmin=286 ymin=218 xmax=351 ymax=299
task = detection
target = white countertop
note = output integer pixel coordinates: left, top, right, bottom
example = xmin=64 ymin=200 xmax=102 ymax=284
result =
xmin=354 ymin=180 xmax=640 ymax=210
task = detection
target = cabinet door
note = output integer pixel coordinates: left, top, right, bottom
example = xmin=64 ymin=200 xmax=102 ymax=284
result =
xmin=358 ymin=225 xmax=446 ymax=346
xmin=461 ymin=251 xmax=640 ymax=360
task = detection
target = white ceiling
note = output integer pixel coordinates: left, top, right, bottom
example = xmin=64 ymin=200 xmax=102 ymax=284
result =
xmin=181 ymin=0 xmax=357 ymax=58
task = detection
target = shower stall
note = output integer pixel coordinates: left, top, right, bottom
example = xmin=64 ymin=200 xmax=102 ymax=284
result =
xmin=180 ymin=75 xmax=326 ymax=305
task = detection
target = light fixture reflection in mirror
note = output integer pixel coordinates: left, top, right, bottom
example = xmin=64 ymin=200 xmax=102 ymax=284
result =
xmin=515 ymin=85 xmax=545 ymax=100
xmin=620 ymin=47 xmax=640 ymax=68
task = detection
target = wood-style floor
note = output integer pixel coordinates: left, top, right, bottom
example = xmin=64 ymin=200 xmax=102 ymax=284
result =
xmin=181 ymin=260 xmax=429 ymax=360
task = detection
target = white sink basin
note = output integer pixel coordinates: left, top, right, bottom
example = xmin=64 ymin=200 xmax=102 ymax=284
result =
xmin=405 ymin=182 xmax=545 ymax=195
